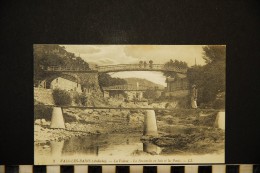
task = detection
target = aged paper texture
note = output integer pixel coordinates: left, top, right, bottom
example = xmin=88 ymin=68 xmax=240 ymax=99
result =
xmin=34 ymin=45 xmax=225 ymax=165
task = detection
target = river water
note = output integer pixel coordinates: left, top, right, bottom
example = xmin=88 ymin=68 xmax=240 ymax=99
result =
xmin=35 ymin=133 xmax=162 ymax=158
xmin=35 ymin=132 xmax=224 ymax=165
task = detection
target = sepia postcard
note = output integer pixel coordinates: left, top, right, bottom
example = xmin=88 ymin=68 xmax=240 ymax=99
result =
xmin=34 ymin=45 xmax=225 ymax=165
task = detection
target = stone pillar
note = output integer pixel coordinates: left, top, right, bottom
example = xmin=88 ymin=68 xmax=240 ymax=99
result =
xmin=50 ymin=107 xmax=65 ymax=129
xmin=143 ymin=110 xmax=158 ymax=136
xmin=214 ymin=111 xmax=225 ymax=130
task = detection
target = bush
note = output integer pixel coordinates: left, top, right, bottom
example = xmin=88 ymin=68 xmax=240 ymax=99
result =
xmin=166 ymin=119 xmax=174 ymax=124
xmin=79 ymin=94 xmax=87 ymax=106
xmin=73 ymin=92 xmax=81 ymax=105
xmin=52 ymin=89 xmax=72 ymax=106
xmin=34 ymin=105 xmax=53 ymax=121
xmin=213 ymin=99 xmax=225 ymax=109
xmin=193 ymin=112 xmax=218 ymax=127
xmin=62 ymin=112 xmax=77 ymax=123
xmin=177 ymin=96 xmax=190 ymax=108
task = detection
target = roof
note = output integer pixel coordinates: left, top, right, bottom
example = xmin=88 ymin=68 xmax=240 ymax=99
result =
xmin=166 ymin=77 xmax=175 ymax=82
xmin=166 ymin=73 xmax=187 ymax=83
xmin=176 ymin=73 xmax=187 ymax=79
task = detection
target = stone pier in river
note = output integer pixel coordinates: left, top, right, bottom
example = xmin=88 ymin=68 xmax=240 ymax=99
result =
xmin=215 ymin=111 xmax=225 ymax=130
xmin=143 ymin=110 xmax=158 ymax=136
xmin=50 ymin=107 xmax=65 ymax=129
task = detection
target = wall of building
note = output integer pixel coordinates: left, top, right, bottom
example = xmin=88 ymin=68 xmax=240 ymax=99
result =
xmin=34 ymin=87 xmax=54 ymax=105
xmin=125 ymin=91 xmax=143 ymax=101
xmin=50 ymin=77 xmax=82 ymax=93
xmin=164 ymin=90 xmax=189 ymax=98
xmin=103 ymin=91 xmax=110 ymax=98
xmin=167 ymin=78 xmax=189 ymax=92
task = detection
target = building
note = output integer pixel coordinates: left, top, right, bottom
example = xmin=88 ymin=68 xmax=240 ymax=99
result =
xmin=125 ymin=90 xmax=143 ymax=101
xmin=102 ymin=83 xmax=144 ymax=101
xmin=50 ymin=76 xmax=82 ymax=93
xmin=164 ymin=73 xmax=189 ymax=97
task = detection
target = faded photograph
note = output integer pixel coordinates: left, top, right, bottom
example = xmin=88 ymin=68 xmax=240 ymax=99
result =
xmin=34 ymin=45 xmax=225 ymax=165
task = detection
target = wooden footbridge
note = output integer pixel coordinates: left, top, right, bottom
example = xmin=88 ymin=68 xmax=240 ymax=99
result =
xmin=40 ymin=104 xmax=224 ymax=136
xmin=44 ymin=105 xmax=218 ymax=111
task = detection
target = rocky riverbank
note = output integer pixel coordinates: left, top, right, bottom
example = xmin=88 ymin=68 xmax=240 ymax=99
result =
xmin=34 ymin=125 xmax=89 ymax=144
xmin=142 ymin=109 xmax=224 ymax=154
xmin=35 ymin=94 xmax=224 ymax=155
xmin=141 ymin=127 xmax=224 ymax=154
xmin=35 ymin=105 xmax=224 ymax=154
xmin=34 ymin=107 xmax=145 ymax=144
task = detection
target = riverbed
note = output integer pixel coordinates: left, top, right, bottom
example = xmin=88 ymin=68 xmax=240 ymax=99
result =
xmin=34 ymin=107 xmax=225 ymax=164
xmin=34 ymin=132 xmax=224 ymax=165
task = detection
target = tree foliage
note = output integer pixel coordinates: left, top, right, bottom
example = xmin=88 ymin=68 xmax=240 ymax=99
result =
xmin=52 ymin=89 xmax=72 ymax=106
xmin=143 ymin=89 xmax=161 ymax=100
xmin=98 ymin=73 xmax=127 ymax=87
xmin=202 ymin=45 xmax=226 ymax=64
xmin=188 ymin=45 xmax=226 ymax=105
xmin=163 ymin=59 xmax=188 ymax=77
xmin=34 ymin=44 xmax=90 ymax=85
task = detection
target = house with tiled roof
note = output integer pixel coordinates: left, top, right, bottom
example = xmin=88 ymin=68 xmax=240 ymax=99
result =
xmin=39 ymin=74 xmax=82 ymax=93
xmin=50 ymin=75 xmax=82 ymax=93
xmin=164 ymin=73 xmax=189 ymax=97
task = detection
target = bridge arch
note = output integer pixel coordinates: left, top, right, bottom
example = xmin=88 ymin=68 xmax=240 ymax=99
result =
xmin=39 ymin=73 xmax=81 ymax=89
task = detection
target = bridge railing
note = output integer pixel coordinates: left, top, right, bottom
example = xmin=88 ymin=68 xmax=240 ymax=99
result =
xmin=43 ymin=64 xmax=188 ymax=73
xmin=43 ymin=66 xmax=91 ymax=71
xmin=102 ymin=84 xmax=161 ymax=91
xmin=97 ymin=64 xmax=187 ymax=73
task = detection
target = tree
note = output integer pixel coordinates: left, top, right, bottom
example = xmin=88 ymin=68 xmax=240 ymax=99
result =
xmin=202 ymin=45 xmax=225 ymax=102
xmin=143 ymin=88 xmax=161 ymax=100
xmin=139 ymin=61 xmax=143 ymax=68
xmin=143 ymin=61 xmax=147 ymax=68
xmin=52 ymin=89 xmax=72 ymax=106
xmin=163 ymin=59 xmax=188 ymax=77
xmin=187 ymin=45 xmax=226 ymax=105
xmin=203 ymin=45 xmax=226 ymax=64
xmin=98 ymin=73 xmax=127 ymax=87
xmin=34 ymin=44 xmax=90 ymax=85
xmin=149 ymin=60 xmax=153 ymax=68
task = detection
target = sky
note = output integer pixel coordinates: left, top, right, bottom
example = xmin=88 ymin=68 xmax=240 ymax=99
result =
xmin=62 ymin=45 xmax=206 ymax=86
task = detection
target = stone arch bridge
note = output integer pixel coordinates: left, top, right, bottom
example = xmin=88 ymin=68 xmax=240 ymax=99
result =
xmin=39 ymin=64 xmax=187 ymax=90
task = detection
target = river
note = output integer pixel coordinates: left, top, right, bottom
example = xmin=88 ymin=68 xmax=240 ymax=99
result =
xmin=35 ymin=133 xmax=161 ymax=159
xmin=34 ymin=131 xmax=224 ymax=165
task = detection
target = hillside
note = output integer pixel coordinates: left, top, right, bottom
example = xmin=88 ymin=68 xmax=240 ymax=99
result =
xmin=34 ymin=44 xmax=90 ymax=84
xmin=124 ymin=78 xmax=165 ymax=89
